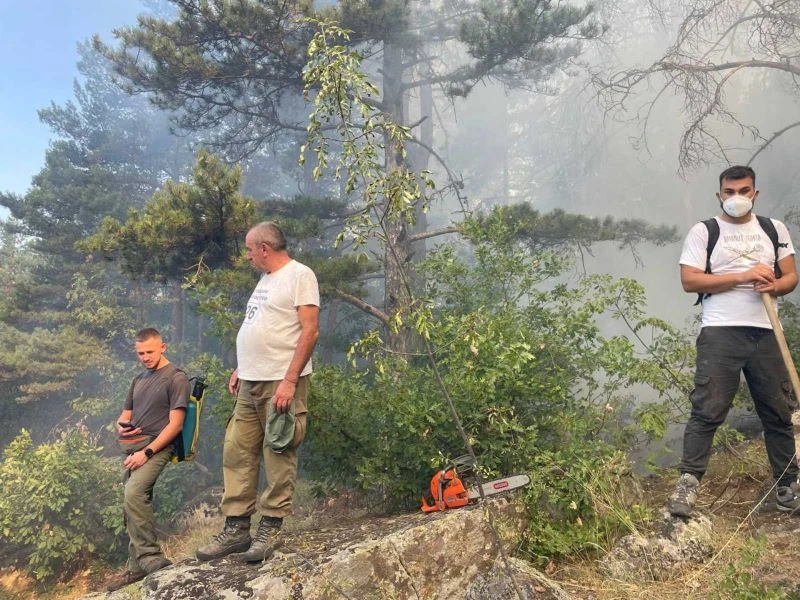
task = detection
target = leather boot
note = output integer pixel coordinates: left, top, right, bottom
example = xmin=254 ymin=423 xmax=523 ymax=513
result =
xmin=240 ymin=516 xmax=282 ymax=563
xmin=107 ymin=569 xmax=146 ymax=592
xmin=196 ymin=516 xmax=251 ymax=561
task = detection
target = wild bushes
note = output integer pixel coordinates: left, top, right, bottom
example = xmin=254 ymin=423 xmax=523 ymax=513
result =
xmin=0 ymin=424 xmax=214 ymax=585
xmin=303 ymin=213 xmax=691 ymax=559
xmin=304 ymin=297 xmax=654 ymax=558
xmin=0 ymin=429 xmax=124 ymax=582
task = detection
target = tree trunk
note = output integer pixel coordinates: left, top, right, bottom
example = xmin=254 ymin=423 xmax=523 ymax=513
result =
xmin=132 ymin=280 xmax=145 ymax=325
xmin=382 ymin=41 xmax=413 ymax=356
xmin=501 ymin=92 xmax=510 ymax=204
xmin=321 ymin=299 xmax=339 ymax=364
xmin=409 ymin=0 xmax=433 ymax=254
xmin=196 ymin=312 xmax=205 ymax=353
xmin=302 ymin=148 xmax=324 ymax=199
xmin=171 ymin=281 xmax=184 ymax=350
xmin=410 ymin=47 xmax=433 ymax=262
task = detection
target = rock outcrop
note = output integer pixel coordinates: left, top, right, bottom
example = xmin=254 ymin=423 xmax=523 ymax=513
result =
xmin=465 ymin=557 xmax=571 ymax=600
xmin=600 ymin=511 xmax=715 ymax=582
xmin=82 ymin=497 xmax=565 ymax=599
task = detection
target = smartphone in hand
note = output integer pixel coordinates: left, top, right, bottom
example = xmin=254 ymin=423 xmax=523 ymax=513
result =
xmin=118 ymin=421 xmax=135 ymax=431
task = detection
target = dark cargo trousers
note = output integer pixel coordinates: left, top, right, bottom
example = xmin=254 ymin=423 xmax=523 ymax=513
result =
xmin=122 ymin=444 xmax=173 ymax=573
xmin=678 ymin=326 xmax=798 ymax=486
xmin=221 ymin=377 xmax=308 ymax=519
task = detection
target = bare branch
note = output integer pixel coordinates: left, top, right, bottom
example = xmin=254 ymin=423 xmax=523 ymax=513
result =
xmin=595 ymin=0 xmax=800 ymax=169
xmin=748 ymin=120 xmax=800 ymax=165
xmin=408 ymin=225 xmax=460 ymax=243
xmin=405 ymin=135 xmax=470 ymax=215
xmin=656 ymin=58 xmax=800 ymax=77
xmin=327 ymin=288 xmax=390 ymax=325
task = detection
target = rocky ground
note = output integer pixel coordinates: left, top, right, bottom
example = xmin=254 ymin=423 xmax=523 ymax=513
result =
xmin=557 ymin=440 xmax=800 ymax=599
xmin=5 ymin=439 xmax=800 ymax=599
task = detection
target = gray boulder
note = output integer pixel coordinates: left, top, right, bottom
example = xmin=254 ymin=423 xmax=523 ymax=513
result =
xmin=83 ymin=497 xmax=566 ymax=599
xmin=466 ymin=557 xmax=573 ymax=600
xmin=600 ymin=512 xmax=714 ymax=581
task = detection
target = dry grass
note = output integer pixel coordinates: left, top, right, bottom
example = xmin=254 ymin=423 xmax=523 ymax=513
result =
xmin=160 ymin=479 xmax=373 ymax=561
xmin=553 ymin=438 xmax=800 ymax=599
xmin=554 ymin=518 xmax=755 ymax=599
xmin=0 ymin=570 xmax=34 ymax=599
xmin=161 ymin=504 xmax=225 ymax=562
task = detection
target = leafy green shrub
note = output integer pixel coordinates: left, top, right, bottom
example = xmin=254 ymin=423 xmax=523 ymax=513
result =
xmin=305 ymin=302 xmax=651 ymax=556
xmin=0 ymin=429 xmax=124 ymax=582
xmin=304 ymin=213 xmax=689 ymax=558
xmin=521 ymin=448 xmax=651 ymax=561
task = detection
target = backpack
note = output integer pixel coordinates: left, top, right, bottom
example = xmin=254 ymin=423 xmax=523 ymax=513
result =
xmin=172 ymin=375 xmax=207 ymax=463
xmin=694 ymin=215 xmax=787 ymax=305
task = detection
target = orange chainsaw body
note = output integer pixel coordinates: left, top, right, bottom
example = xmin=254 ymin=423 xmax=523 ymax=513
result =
xmin=420 ymin=467 xmax=470 ymax=512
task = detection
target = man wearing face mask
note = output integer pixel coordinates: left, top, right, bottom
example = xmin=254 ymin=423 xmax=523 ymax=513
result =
xmin=670 ymin=165 xmax=800 ymax=518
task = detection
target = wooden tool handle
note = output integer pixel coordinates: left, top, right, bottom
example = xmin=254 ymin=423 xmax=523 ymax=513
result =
xmin=761 ymin=292 xmax=800 ymax=401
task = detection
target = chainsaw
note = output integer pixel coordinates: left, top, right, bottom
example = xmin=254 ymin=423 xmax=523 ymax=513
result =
xmin=420 ymin=455 xmax=530 ymax=513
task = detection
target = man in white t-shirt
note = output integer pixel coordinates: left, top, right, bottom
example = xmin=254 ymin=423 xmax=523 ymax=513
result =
xmin=197 ymin=222 xmax=320 ymax=562
xmin=670 ymin=165 xmax=800 ymax=518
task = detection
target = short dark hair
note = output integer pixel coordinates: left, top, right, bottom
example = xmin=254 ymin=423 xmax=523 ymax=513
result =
xmin=135 ymin=328 xmax=162 ymax=343
xmin=250 ymin=221 xmax=287 ymax=251
xmin=719 ymin=165 xmax=756 ymax=187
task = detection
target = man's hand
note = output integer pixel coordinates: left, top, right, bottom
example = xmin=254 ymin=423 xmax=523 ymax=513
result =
xmin=123 ymin=450 xmax=149 ymax=471
xmin=228 ymin=368 xmax=239 ymax=396
xmin=117 ymin=423 xmax=142 ymax=437
xmin=755 ymin=279 xmax=779 ymax=294
xmin=272 ymin=379 xmax=296 ymax=413
xmin=740 ymin=264 xmax=775 ymax=286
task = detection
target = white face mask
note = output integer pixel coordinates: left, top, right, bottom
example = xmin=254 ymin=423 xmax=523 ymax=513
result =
xmin=721 ymin=194 xmax=753 ymax=218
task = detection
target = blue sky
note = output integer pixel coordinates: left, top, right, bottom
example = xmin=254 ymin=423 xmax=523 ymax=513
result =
xmin=0 ymin=0 xmax=144 ymax=198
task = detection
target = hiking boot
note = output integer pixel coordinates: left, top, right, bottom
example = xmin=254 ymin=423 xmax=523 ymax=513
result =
xmin=140 ymin=555 xmax=172 ymax=574
xmin=776 ymin=481 xmax=800 ymax=512
xmin=669 ymin=472 xmax=700 ymax=518
xmin=240 ymin=516 xmax=283 ymax=563
xmin=196 ymin=516 xmax=251 ymax=561
xmin=107 ymin=569 xmax=146 ymax=592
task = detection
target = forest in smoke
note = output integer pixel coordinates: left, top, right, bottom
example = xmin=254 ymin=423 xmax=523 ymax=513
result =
xmin=2 ymin=0 xmax=800 ymax=591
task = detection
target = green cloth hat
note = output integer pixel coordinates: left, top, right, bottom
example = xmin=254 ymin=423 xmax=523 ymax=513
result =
xmin=266 ymin=408 xmax=296 ymax=453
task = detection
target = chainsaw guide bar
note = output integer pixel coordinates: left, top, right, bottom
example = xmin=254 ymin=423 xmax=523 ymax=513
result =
xmin=467 ymin=474 xmax=531 ymax=500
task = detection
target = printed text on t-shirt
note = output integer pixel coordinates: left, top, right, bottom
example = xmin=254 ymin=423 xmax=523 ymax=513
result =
xmin=244 ymin=290 xmax=269 ymax=324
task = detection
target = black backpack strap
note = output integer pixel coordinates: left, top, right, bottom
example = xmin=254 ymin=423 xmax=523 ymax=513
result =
xmin=694 ymin=218 xmax=720 ymax=306
xmin=695 ymin=216 xmax=786 ymax=306
xmin=755 ymin=215 xmax=784 ymax=278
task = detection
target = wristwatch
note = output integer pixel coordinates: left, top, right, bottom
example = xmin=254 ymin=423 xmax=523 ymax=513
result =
xmin=144 ymin=448 xmax=154 ymax=459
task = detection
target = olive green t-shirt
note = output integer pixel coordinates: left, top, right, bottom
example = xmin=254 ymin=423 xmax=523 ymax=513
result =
xmin=124 ymin=364 xmax=189 ymax=437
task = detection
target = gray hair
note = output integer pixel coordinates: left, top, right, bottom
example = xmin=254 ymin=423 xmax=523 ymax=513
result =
xmin=249 ymin=221 xmax=287 ymax=251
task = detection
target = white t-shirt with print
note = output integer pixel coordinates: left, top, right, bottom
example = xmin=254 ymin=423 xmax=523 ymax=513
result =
xmin=679 ymin=215 xmax=794 ymax=328
xmin=236 ymin=260 xmax=320 ymax=381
